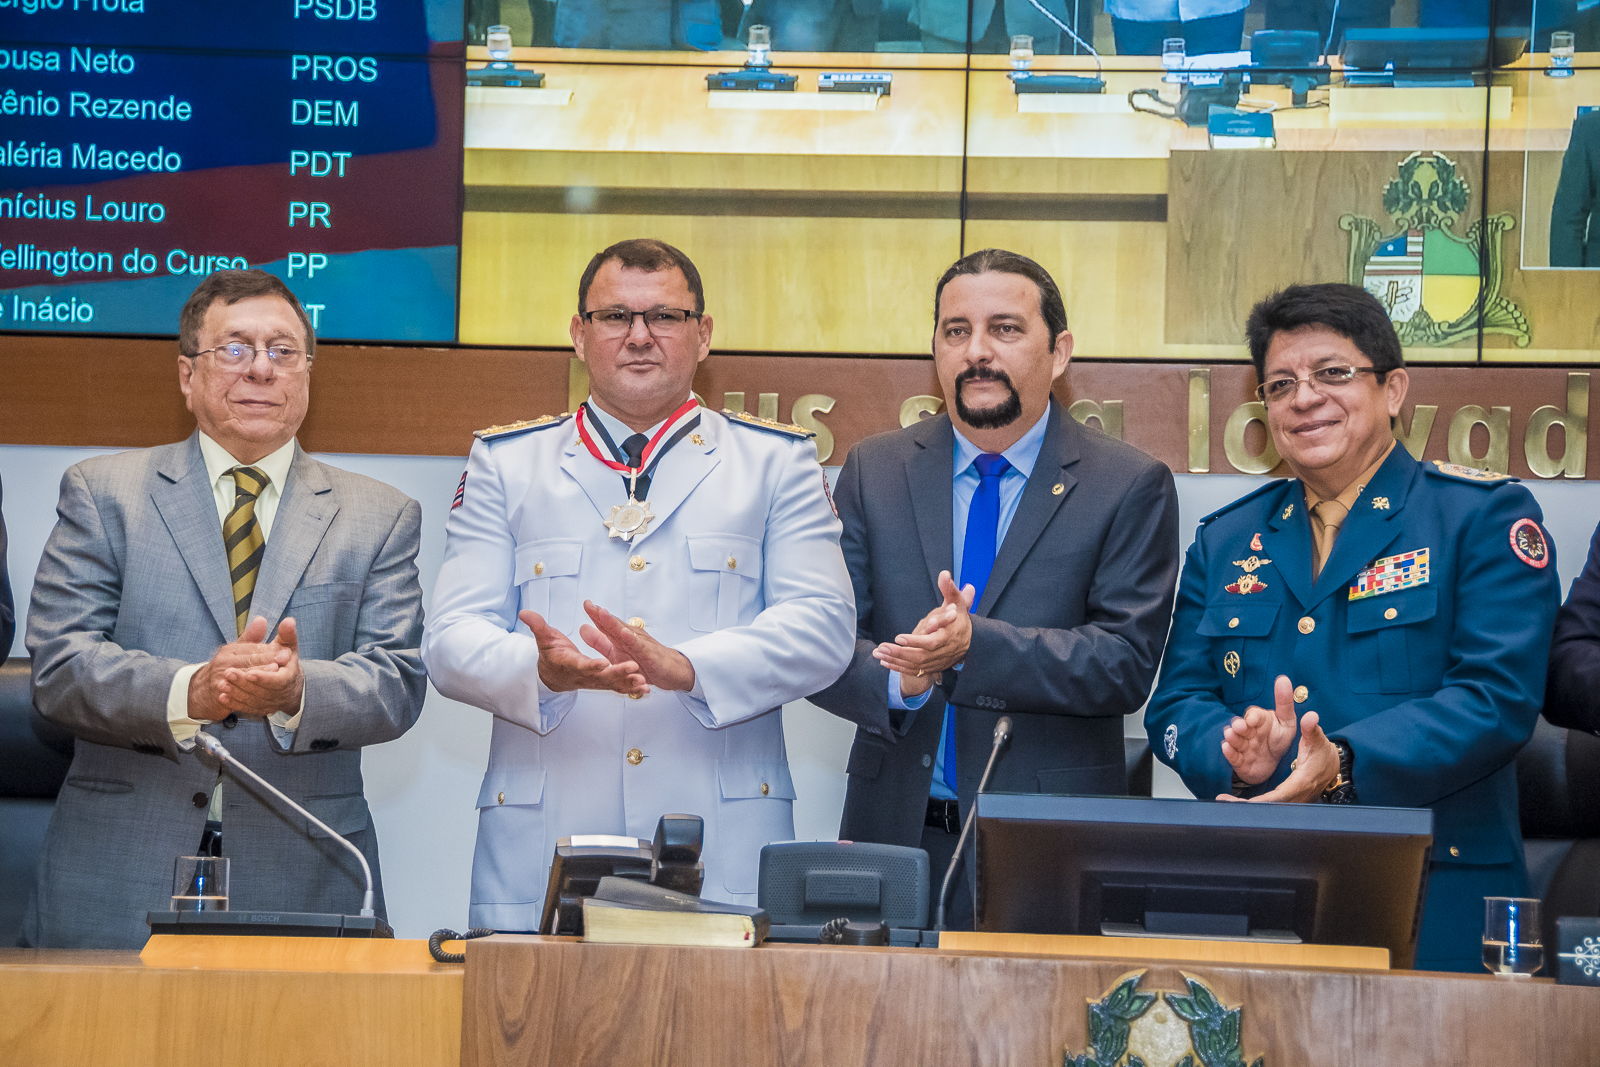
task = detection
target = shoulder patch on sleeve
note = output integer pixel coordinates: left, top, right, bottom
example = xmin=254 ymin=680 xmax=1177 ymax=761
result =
xmin=473 ymin=412 xmax=573 ymax=442
xmin=1510 ymin=518 xmax=1551 ymax=568
xmin=722 ymin=409 xmax=815 ymax=440
xmin=1427 ymin=459 xmax=1516 ymax=486
xmin=1197 ymin=478 xmax=1290 ymax=526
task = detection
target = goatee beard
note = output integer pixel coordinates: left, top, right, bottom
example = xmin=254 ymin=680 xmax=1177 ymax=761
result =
xmin=954 ymin=366 xmax=1023 ymax=430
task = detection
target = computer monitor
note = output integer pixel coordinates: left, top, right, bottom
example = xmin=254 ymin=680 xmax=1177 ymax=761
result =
xmin=1340 ymin=28 xmax=1530 ymax=87
xmin=975 ymin=793 xmax=1433 ymax=969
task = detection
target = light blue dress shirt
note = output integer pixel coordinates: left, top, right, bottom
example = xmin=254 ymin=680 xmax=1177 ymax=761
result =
xmin=885 ymin=409 xmax=1050 ymax=800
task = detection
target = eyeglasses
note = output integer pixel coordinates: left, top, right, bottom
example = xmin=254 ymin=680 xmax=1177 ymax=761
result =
xmin=188 ymin=343 xmax=310 ymax=370
xmin=580 ymin=307 xmax=701 ymax=338
xmin=1256 ymin=365 xmax=1379 ymax=405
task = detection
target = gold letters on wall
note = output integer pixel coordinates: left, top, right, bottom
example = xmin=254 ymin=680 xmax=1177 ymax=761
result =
xmin=565 ymin=359 xmax=1591 ymax=480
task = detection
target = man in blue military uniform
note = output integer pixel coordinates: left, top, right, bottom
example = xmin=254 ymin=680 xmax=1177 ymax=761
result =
xmin=1146 ymin=283 xmax=1560 ymax=972
xmin=422 ymin=239 xmax=855 ymax=928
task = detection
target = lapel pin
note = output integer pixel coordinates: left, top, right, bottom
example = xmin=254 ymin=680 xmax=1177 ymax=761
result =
xmin=1372 ymin=496 xmax=1390 ymax=510
xmin=1250 ymin=532 xmax=1263 ymax=550
xmin=690 ymin=434 xmax=705 ymax=446
xmin=1051 ymin=483 xmax=1065 ymax=496
xmin=1281 ymin=504 xmax=1294 ymax=520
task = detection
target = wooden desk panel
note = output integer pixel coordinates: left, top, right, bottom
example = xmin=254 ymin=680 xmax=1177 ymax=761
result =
xmin=460 ymin=935 xmax=1600 ymax=1067
xmin=0 ymin=939 xmax=463 ymax=1067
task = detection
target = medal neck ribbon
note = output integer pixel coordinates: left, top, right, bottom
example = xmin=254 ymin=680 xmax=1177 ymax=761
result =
xmin=577 ymin=398 xmax=701 ymax=499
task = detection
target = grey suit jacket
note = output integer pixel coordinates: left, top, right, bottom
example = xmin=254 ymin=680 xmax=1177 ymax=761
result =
xmin=22 ymin=433 xmax=426 ymax=948
xmin=810 ymin=401 xmax=1180 ymax=849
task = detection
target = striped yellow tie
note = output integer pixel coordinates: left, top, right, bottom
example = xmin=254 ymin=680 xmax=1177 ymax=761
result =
xmin=224 ymin=466 xmax=268 ymax=636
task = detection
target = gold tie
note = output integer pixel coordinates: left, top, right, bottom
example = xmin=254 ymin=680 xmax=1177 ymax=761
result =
xmin=1310 ymin=499 xmax=1348 ymax=581
xmin=224 ymin=467 xmax=267 ymax=636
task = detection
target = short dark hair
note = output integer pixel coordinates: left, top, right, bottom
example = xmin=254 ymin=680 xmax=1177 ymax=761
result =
xmin=933 ymin=248 xmax=1069 ymax=344
xmin=1245 ymin=283 xmax=1403 ymax=380
xmin=577 ymin=238 xmax=705 ymax=315
xmin=178 ymin=269 xmax=316 ymax=360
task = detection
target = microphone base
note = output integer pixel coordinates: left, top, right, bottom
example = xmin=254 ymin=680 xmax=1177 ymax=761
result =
xmin=146 ymin=910 xmax=395 ymax=938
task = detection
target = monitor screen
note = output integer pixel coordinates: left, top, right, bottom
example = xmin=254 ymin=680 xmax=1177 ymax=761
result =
xmin=975 ymin=793 xmax=1433 ymax=969
xmin=1340 ymin=27 xmax=1530 ymax=73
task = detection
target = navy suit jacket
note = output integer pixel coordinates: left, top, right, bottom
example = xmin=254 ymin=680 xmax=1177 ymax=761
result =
xmin=811 ymin=401 xmax=1180 ymax=850
xmin=1147 ymin=447 xmax=1561 ymax=968
xmin=1545 ymin=516 xmax=1600 ymax=736
xmin=1551 ymin=110 xmax=1600 ymax=268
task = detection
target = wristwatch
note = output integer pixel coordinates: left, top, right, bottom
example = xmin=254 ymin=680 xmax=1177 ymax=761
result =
xmin=1320 ymin=739 xmax=1357 ymax=804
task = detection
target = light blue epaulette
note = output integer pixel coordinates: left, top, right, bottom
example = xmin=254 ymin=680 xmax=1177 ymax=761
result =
xmin=721 ymin=409 xmax=815 ymax=440
xmin=1424 ymin=459 xmax=1517 ymax=486
xmin=473 ymin=412 xmax=573 ymax=443
xmin=1196 ymin=478 xmax=1291 ymax=527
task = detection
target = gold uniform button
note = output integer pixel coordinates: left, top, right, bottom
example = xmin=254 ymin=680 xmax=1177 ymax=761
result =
xmin=1450 ymin=845 xmax=1460 ymax=857
xmin=727 ymin=556 xmax=737 ymax=570
xmin=533 ymin=562 xmax=544 ymax=576
xmin=629 ymin=555 xmax=646 ymax=571
xmin=1384 ymin=607 xmax=1398 ymax=620
xmin=626 ymin=748 xmax=643 ymax=765
xmin=1293 ymin=685 xmax=1308 ymax=703
xmin=628 ymin=617 xmax=646 ymax=629
xmin=761 ymin=782 xmax=770 ymax=796
xmin=1298 ymin=617 xmax=1315 ymax=635
xmin=497 ymin=791 xmax=505 ymax=805
xmin=1228 ymin=617 xmax=1239 ymax=629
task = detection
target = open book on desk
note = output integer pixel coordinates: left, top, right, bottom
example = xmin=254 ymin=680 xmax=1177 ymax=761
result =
xmin=581 ymin=877 xmax=771 ymax=948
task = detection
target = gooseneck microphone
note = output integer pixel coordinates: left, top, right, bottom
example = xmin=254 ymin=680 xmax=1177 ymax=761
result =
xmin=936 ymin=715 xmax=1012 ymax=931
xmin=195 ymin=731 xmax=376 ymax=917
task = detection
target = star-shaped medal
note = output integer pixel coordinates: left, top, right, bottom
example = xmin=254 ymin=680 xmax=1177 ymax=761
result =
xmin=605 ymin=498 xmax=655 ymax=542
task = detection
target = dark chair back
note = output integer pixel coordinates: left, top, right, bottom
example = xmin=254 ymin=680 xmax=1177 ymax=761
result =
xmin=0 ymin=657 xmax=73 ymax=945
xmin=1517 ymin=717 xmax=1600 ymax=956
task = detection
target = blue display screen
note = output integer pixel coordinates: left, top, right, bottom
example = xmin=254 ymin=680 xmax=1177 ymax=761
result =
xmin=0 ymin=0 xmax=463 ymax=342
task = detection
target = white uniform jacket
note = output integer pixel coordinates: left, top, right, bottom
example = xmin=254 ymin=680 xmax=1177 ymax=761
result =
xmin=422 ymin=406 xmax=855 ymax=928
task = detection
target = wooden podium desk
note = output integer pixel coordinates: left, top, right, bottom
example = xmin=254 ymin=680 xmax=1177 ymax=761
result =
xmin=460 ymin=934 xmax=1600 ymax=1067
xmin=0 ymin=936 xmax=464 ymax=1067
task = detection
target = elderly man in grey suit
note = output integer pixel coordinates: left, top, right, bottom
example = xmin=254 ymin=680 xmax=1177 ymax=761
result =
xmin=810 ymin=249 xmax=1180 ymax=928
xmin=22 ymin=270 xmax=427 ymax=949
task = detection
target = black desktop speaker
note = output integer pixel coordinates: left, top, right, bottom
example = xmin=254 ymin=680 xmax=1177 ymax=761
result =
xmin=758 ymin=841 xmax=930 ymax=928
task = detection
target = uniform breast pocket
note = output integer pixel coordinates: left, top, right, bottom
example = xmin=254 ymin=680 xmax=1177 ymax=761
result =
xmin=1198 ymin=601 xmax=1281 ymax=704
xmin=515 ymin=540 xmax=583 ymax=634
xmin=686 ymin=534 xmax=763 ymax=632
xmin=1347 ymin=586 xmax=1438 ymax=694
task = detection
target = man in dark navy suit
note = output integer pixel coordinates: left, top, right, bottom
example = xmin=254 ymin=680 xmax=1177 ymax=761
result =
xmin=811 ymin=249 xmax=1180 ymax=929
xmin=1147 ymin=283 xmax=1561 ymax=972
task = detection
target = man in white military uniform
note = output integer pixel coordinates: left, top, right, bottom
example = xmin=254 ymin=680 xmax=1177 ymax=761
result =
xmin=422 ymin=239 xmax=855 ymax=928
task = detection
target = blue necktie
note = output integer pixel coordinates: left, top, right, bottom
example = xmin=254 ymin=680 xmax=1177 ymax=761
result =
xmin=942 ymin=452 xmax=1012 ymax=794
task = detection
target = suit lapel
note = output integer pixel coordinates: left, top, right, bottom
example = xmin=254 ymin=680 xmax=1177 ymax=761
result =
xmin=1261 ymin=483 xmax=1313 ymax=611
xmin=906 ymin=415 xmax=955 ymax=592
xmin=631 ymin=412 xmax=719 ymax=547
xmin=1303 ymin=446 xmax=1414 ymax=610
xmin=151 ymin=434 xmax=235 ymax=642
xmin=562 ymin=423 xmax=628 ymax=525
xmin=248 ymin=446 xmax=336 ymax=629
xmin=978 ymin=402 xmax=1076 ymax=616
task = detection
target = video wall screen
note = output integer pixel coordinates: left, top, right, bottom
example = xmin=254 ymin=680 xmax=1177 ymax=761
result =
xmin=0 ymin=0 xmax=464 ymax=341
xmin=5 ymin=0 xmax=1600 ymax=361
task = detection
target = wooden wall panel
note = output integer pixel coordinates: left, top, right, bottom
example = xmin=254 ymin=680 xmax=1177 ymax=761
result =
xmin=3 ymin=338 xmax=1595 ymax=482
